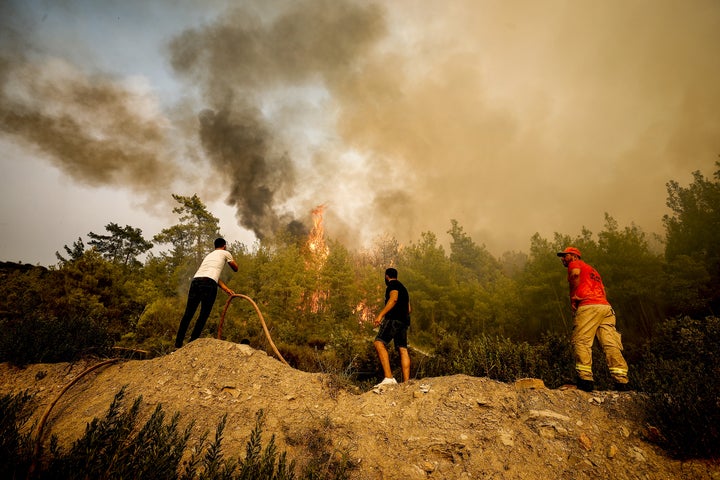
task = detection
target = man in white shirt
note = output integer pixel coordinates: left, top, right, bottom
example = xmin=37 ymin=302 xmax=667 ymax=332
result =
xmin=175 ymin=238 xmax=238 ymax=348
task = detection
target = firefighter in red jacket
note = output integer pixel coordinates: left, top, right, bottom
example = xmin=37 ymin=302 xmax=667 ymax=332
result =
xmin=557 ymin=247 xmax=630 ymax=392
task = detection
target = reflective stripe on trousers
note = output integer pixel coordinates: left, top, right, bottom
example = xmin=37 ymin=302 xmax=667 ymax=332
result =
xmin=571 ymin=304 xmax=629 ymax=382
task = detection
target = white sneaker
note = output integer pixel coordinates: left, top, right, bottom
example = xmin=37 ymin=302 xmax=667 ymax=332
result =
xmin=374 ymin=377 xmax=398 ymax=389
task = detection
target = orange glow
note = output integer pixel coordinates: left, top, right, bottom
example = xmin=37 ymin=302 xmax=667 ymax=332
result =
xmin=353 ymin=300 xmax=373 ymax=324
xmin=306 ymin=204 xmax=329 ymax=261
xmin=305 ymin=204 xmax=329 ymax=313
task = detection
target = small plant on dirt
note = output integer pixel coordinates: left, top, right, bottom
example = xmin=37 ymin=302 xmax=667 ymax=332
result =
xmin=6 ymin=388 xmax=300 ymax=480
xmin=0 ymin=390 xmax=36 ymax=480
xmin=42 ymin=386 xmax=190 ymax=480
xmin=234 ymin=410 xmax=295 ymax=480
xmin=284 ymin=415 xmax=358 ymax=480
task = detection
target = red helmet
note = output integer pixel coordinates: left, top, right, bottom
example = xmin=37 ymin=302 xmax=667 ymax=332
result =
xmin=556 ymin=247 xmax=582 ymax=258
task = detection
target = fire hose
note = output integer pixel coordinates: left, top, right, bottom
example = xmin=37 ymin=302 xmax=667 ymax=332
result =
xmin=28 ymin=358 xmax=121 ymax=478
xmin=217 ymin=293 xmax=289 ymax=367
xmin=27 ymin=293 xmax=286 ymax=478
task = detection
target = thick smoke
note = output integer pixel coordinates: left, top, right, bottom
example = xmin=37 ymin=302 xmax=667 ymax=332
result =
xmin=167 ymin=0 xmax=387 ymax=241
xmin=0 ymin=5 xmax=178 ymax=205
xmin=197 ymin=106 xmax=304 ymax=239
xmin=2 ymin=0 xmax=719 ymax=259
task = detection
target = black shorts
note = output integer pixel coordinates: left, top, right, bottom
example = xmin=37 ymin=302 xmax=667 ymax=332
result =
xmin=375 ymin=318 xmax=409 ymax=349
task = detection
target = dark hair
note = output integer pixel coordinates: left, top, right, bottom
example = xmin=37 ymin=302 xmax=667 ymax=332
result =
xmin=385 ymin=267 xmax=398 ymax=278
xmin=214 ymin=238 xmax=226 ymax=248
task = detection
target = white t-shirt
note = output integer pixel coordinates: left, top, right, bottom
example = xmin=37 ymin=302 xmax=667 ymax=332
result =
xmin=193 ymin=249 xmax=234 ymax=283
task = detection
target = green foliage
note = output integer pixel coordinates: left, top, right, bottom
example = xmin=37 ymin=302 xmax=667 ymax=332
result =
xmin=133 ymin=297 xmax=185 ymax=346
xmin=664 ymin=163 xmax=720 ymax=263
xmin=663 ymin=162 xmax=720 ymax=315
xmin=0 ymin=390 xmax=35 ymax=480
xmin=154 ymin=194 xmax=222 ymax=268
xmin=417 ymin=333 xmax=574 ymax=387
xmin=511 ymin=233 xmax=570 ymax=339
xmin=0 ymin=312 xmax=113 ymax=365
xmin=662 ymin=255 xmax=712 ymax=317
xmin=448 ymin=219 xmax=502 ymax=284
xmin=254 ymin=241 xmax=308 ymax=330
xmin=55 ymin=237 xmax=85 ymax=264
xmin=633 ymin=317 xmax=720 ymax=458
xmin=0 ymin=388 xmax=356 ymax=480
xmin=88 ymin=222 xmax=153 ymax=267
xmin=0 ymin=250 xmax=148 ymax=364
xmin=50 ymin=250 xmax=147 ymax=338
xmin=235 ymin=411 xmax=296 ymax=480
xmin=594 ymin=214 xmax=666 ymax=338
xmin=317 ymin=240 xmax=358 ymax=320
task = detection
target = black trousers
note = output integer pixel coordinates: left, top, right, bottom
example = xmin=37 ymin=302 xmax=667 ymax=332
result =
xmin=175 ymin=277 xmax=218 ymax=347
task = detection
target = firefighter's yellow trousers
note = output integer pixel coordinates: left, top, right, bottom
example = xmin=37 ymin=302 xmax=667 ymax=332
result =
xmin=571 ymin=304 xmax=629 ymax=383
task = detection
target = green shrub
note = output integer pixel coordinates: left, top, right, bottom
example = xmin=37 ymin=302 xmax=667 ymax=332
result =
xmin=417 ymin=333 xmax=575 ymax=387
xmin=634 ymin=316 xmax=720 ymax=458
xmin=531 ymin=332 xmax=575 ymax=388
xmin=0 ymin=390 xmax=35 ymax=480
xmin=2 ymin=387 xmax=357 ymax=479
xmin=42 ymin=386 xmax=185 ymax=480
xmin=133 ymin=297 xmax=184 ymax=345
xmin=235 ymin=411 xmax=296 ymax=480
xmin=0 ymin=314 xmax=113 ymax=365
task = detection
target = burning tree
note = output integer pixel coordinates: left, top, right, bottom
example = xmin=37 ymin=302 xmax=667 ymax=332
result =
xmin=304 ymin=205 xmax=329 ymax=313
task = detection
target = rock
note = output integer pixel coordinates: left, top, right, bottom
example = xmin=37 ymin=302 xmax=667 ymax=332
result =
xmin=608 ymin=444 xmax=618 ymax=458
xmin=514 ymin=378 xmax=546 ymax=390
xmin=579 ymin=433 xmax=593 ymax=451
xmin=499 ymin=430 xmax=515 ymax=447
xmin=631 ymin=447 xmax=647 ymax=462
xmin=528 ymin=409 xmax=571 ymax=422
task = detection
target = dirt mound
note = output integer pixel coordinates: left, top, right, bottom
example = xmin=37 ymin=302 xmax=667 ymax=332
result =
xmin=1 ymin=338 xmax=716 ymax=479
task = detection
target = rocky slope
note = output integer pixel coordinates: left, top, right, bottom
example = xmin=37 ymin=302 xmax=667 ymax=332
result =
xmin=1 ymin=338 xmax=717 ymax=479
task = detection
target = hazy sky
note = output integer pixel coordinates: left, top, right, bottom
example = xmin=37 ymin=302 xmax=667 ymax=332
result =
xmin=1 ymin=0 xmax=719 ymax=266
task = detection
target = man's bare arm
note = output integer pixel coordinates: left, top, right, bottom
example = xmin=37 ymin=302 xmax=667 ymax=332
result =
xmin=374 ymin=290 xmax=399 ymax=327
xmin=218 ymin=280 xmax=235 ymax=296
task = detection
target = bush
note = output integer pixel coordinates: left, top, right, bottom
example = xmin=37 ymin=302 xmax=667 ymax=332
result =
xmin=634 ymin=316 xmax=720 ymax=458
xmin=133 ymin=297 xmax=184 ymax=345
xmin=0 ymin=314 xmax=113 ymax=365
xmin=532 ymin=332 xmax=575 ymax=388
xmin=417 ymin=332 xmax=575 ymax=387
xmin=0 ymin=390 xmax=35 ymax=480
xmin=42 ymin=387 xmax=187 ymax=480
xmin=14 ymin=388 xmax=300 ymax=480
xmin=0 ymin=387 xmax=360 ymax=479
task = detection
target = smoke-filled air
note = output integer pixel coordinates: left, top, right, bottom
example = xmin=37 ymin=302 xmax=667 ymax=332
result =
xmin=1 ymin=0 xmax=719 ymax=263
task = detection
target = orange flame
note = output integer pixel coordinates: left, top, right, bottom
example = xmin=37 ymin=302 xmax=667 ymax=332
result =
xmin=306 ymin=204 xmax=329 ymax=261
xmin=305 ymin=204 xmax=329 ymax=313
xmin=353 ymin=300 xmax=374 ymax=324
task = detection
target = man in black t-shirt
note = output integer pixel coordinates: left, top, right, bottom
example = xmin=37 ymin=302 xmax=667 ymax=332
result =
xmin=373 ymin=268 xmax=411 ymax=387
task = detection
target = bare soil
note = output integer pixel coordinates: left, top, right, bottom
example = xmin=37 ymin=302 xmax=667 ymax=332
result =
xmin=1 ymin=338 xmax=717 ymax=479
